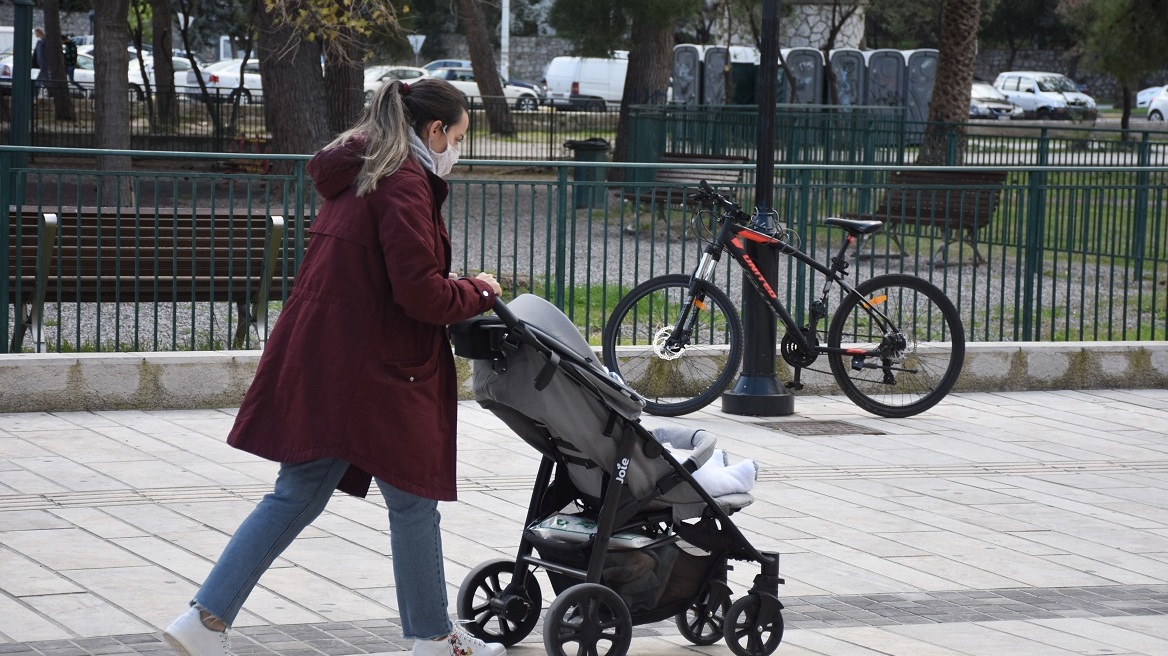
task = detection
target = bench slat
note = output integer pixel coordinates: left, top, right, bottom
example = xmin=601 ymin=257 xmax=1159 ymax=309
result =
xmin=7 ymin=209 xmax=286 ymax=352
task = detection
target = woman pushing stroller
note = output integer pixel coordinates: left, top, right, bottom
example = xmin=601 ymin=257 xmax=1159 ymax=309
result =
xmin=163 ymin=78 xmax=505 ymax=656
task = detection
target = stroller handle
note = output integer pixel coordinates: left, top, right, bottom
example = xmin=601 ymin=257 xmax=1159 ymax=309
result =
xmin=493 ymin=296 xmax=519 ymax=328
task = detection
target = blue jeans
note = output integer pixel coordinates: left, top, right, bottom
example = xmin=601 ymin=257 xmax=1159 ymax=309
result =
xmin=193 ymin=458 xmax=451 ymax=639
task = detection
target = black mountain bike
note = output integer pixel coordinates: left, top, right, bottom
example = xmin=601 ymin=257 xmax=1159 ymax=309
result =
xmin=601 ymin=181 xmax=965 ymax=418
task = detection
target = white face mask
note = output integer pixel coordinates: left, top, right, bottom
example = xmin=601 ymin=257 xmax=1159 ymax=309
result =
xmin=429 ymin=128 xmax=460 ymax=178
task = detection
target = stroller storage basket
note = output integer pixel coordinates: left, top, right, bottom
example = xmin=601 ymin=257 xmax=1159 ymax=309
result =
xmin=525 ymin=526 xmax=719 ymax=616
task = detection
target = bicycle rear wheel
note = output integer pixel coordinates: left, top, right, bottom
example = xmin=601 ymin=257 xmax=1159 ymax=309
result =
xmin=827 ymin=274 xmax=965 ymax=418
xmin=602 ymin=274 xmax=743 ymax=417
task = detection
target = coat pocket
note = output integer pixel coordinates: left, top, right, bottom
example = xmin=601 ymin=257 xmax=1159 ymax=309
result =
xmin=378 ymin=356 xmax=439 ymax=383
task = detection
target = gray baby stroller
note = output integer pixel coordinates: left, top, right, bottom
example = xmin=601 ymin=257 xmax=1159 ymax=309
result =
xmin=451 ymin=295 xmax=785 ymax=656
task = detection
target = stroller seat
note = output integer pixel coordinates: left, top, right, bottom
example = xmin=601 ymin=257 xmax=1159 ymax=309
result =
xmin=457 ymin=294 xmax=754 ymax=520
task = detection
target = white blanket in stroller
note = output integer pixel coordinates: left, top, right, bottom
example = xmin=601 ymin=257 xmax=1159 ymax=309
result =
xmin=663 ymin=444 xmax=758 ymax=497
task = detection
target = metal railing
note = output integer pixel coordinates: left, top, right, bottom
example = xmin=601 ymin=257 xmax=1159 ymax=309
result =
xmin=629 ymin=104 xmax=1168 ymax=167
xmin=1 ymin=90 xmax=620 ymax=160
xmin=3 ymin=145 xmax=1165 ymax=353
xmin=7 ymin=94 xmax=1168 ymax=165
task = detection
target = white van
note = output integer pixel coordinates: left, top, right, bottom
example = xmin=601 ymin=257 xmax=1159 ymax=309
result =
xmin=543 ymin=51 xmax=628 ymax=111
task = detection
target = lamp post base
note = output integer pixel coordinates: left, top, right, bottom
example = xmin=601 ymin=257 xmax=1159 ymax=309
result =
xmin=720 ymin=374 xmax=795 ymax=416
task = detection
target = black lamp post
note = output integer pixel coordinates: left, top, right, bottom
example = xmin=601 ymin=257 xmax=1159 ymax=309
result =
xmin=720 ymin=0 xmax=795 ymax=416
xmin=1 ymin=0 xmax=36 ymax=353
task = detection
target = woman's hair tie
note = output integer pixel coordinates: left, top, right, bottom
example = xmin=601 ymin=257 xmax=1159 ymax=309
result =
xmin=399 ymin=82 xmax=410 ymax=96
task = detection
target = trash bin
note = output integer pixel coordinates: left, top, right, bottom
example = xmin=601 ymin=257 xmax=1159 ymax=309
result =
xmin=564 ymin=137 xmax=610 ymax=209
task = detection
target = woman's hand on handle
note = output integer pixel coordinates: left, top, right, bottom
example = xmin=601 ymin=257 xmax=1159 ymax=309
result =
xmin=475 ymin=272 xmax=502 ymax=296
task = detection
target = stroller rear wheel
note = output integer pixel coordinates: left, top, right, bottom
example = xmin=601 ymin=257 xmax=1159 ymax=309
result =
xmin=676 ymin=580 xmax=730 ymax=645
xmin=725 ymin=593 xmax=784 ymax=656
xmin=456 ymin=558 xmax=542 ymax=646
xmin=543 ymin=583 xmax=633 ymax=656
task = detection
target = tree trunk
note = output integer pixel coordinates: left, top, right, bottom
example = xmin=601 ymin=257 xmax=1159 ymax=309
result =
xmin=94 ymin=0 xmax=134 ymax=205
xmin=42 ymin=0 xmax=75 ymax=122
xmin=152 ymin=0 xmax=178 ymax=133
xmin=256 ymin=1 xmax=329 ymax=160
xmin=611 ymin=15 xmax=672 ymax=179
xmin=324 ymin=34 xmax=364 ymax=136
xmin=129 ymin=3 xmax=155 ymax=132
xmin=459 ymin=0 xmax=515 ymax=135
xmin=918 ymin=0 xmax=982 ymax=165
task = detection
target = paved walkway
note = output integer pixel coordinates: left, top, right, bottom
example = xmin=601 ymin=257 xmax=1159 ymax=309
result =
xmin=1 ymin=389 xmax=1167 ymax=656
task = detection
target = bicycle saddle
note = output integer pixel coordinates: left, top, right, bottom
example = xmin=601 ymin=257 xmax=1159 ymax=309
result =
xmin=824 ymin=217 xmax=884 ymax=235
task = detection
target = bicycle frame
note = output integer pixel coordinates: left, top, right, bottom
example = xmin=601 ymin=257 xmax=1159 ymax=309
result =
xmin=687 ymin=210 xmax=898 ymax=359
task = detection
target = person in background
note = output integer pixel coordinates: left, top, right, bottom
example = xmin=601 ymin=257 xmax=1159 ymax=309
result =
xmin=162 ymin=78 xmax=506 ymax=656
xmin=32 ymin=27 xmax=47 ymax=96
xmin=62 ymin=35 xmax=82 ymax=94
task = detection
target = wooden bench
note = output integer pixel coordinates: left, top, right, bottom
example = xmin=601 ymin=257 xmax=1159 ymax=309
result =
xmin=620 ymin=152 xmax=748 ymax=223
xmin=6 ymin=207 xmax=287 ymax=353
xmin=844 ymin=169 xmax=1008 ymax=266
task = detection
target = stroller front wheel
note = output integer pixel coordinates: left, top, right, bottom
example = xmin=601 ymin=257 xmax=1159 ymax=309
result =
xmin=544 ymin=583 xmax=633 ymax=656
xmin=456 ymin=558 xmax=542 ymax=646
xmin=676 ymin=579 xmax=731 ymax=645
xmin=725 ymin=593 xmax=784 ymax=656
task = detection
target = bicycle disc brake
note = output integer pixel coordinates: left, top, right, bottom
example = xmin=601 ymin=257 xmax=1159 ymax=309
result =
xmin=652 ymin=327 xmax=686 ymax=360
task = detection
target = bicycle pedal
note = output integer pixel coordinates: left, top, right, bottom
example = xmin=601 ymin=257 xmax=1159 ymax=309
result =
xmin=784 ymin=381 xmax=804 ymax=391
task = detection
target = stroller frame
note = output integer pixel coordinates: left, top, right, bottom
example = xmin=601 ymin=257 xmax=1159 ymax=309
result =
xmin=453 ymin=296 xmax=785 ymax=656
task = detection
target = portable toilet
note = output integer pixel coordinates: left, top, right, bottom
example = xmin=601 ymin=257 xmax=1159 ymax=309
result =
xmin=904 ymin=49 xmax=939 ymax=124
xmin=672 ymin=44 xmax=703 ymax=105
xmin=702 ymin=46 xmax=730 ymax=105
xmin=781 ymin=47 xmax=824 ymax=105
xmin=863 ymin=49 xmax=906 ymax=107
xmin=728 ymin=45 xmax=761 ymax=104
xmin=828 ymin=48 xmax=866 ymax=107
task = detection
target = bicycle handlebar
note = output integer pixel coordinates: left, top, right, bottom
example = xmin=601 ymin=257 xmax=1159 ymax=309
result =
xmin=690 ymin=180 xmax=752 ymax=226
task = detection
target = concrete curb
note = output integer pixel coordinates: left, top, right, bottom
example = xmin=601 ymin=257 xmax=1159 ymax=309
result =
xmin=1 ymin=342 xmax=1166 ymax=413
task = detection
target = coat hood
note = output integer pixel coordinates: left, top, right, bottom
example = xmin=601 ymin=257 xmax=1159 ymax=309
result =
xmin=308 ymin=139 xmax=366 ymax=200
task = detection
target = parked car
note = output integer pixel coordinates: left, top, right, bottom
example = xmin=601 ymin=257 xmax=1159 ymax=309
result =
xmin=1137 ymin=84 xmax=1166 ymax=109
xmin=503 ymin=75 xmax=546 ymax=100
xmin=185 ymin=58 xmax=262 ymax=104
xmin=969 ymin=81 xmax=1022 ymax=120
xmin=363 ymin=64 xmax=428 ymax=103
xmin=543 ymin=53 xmax=628 ymax=111
xmin=423 ymin=58 xmax=471 ymax=74
xmin=992 ymin=71 xmax=1097 ymax=120
xmin=1148 ymin=87 xmax=1168 ymax=121
xmin=429 ymin=66 xmax=541 ymax=110
xmin=128 ymin=55 xmax=197 ymax=99
xmin=1 ymin=51 xmax=96 ymax=96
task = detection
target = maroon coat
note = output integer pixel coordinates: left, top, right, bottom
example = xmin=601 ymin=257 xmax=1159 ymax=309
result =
xmin=227 ymin=141 xmax=496 ymax=501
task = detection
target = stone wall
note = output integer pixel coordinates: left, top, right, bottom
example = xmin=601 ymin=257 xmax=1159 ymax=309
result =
xmin=443 ymin=35 xmax=572 ymax=83
xmin=782 ymin=2 xmax=865 ymax=49
xmin=0 ymin=5 xmax=91 ymax=40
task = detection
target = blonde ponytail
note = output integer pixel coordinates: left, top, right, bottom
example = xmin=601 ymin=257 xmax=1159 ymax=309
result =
xmin=326 ymin=78 xmax=468 ymax=197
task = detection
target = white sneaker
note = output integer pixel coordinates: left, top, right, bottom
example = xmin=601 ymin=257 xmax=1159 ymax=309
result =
xmin=163 ymin=607 xmax=230 ymax=656
xmin=412 ymin=625 xmax=506 ymax=656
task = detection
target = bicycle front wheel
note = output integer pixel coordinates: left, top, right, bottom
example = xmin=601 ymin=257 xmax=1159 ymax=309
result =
xmin=602 ymin=274 xmax=743 ymax=417
xmin=827 ymin=274 xmax=965 ymax=418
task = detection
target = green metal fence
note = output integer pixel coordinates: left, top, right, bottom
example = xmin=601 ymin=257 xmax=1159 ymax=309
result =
xmin=1 ymin=91 xmax=619 ymax=160
xmin=3 ymin=145 xmax=1165 ymax=353
xmin=626 ymin=104 xmax=1168 ymax=168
